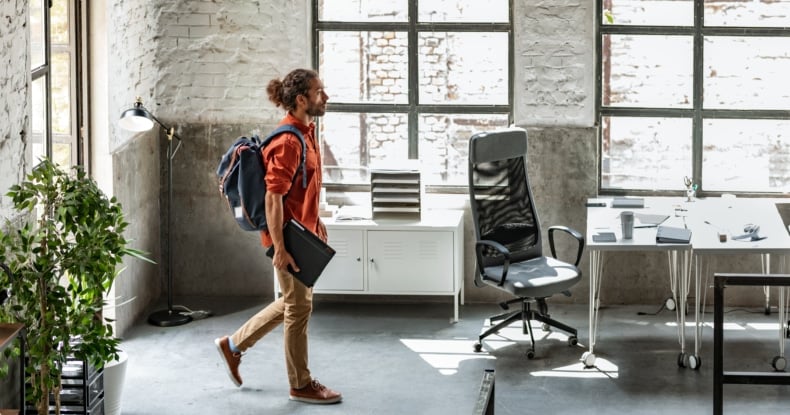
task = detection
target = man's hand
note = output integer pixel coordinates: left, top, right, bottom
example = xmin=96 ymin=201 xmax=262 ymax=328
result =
xmin=272 ymin=247 xmax=299 ymax=274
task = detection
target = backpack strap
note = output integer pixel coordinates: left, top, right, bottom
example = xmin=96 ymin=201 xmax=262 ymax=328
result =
xmin=262 ymin=124 xmax=308 ymax=190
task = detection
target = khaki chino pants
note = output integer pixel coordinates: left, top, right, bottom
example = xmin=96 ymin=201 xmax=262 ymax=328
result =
xmin=231 ymin=267 xmax=313 ymax=389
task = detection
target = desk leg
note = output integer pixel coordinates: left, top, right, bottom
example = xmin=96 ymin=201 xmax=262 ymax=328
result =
xmin=690 ymin=252 xmax=706 ymax=370
xmin=582 ymin=249 xmax=603 ymax=368
xmin=763 ymin=253 xmax=772 ymax=315
xmin=677 ymin=249 xmax=690 ymax=368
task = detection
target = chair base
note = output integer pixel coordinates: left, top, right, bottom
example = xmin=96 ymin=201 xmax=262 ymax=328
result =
xmin=475 ymin=298 xmax=577 ymax=358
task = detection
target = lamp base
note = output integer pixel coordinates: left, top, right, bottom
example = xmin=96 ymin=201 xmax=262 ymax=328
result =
xmin=148 ymin=309 xmax=192 ymax=327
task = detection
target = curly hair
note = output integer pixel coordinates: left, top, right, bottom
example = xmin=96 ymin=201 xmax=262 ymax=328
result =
xmin=266 ymin=69 xmax=319 ymax=111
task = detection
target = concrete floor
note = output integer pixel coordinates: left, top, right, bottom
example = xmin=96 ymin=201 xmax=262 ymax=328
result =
xmin=117 ymin=297 xmax=790 ymax=414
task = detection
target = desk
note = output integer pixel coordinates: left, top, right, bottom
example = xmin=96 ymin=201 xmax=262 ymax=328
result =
xmin=584 ymin=197 xmax=692 ymax=368
xmin=686 ymin=198 xmax=790 ymax=370
xmin=584 ymin=196 xmax=790 ymax=369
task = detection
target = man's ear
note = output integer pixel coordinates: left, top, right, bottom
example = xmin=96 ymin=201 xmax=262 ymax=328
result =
xmin=295 ymin=94 xmax=307 ymax=109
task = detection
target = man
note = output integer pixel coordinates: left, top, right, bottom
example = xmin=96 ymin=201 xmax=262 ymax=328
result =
xmin=214 ymin=68 xmax=341 ymax=404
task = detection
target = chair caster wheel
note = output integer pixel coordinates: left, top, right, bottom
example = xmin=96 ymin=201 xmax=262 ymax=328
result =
xmin=542 ymin=323 xmax=550 ymax=332
xmin=772 ymin=356 xmax=786 ymax=371
xmin=474 ymin=342 xmax=482 ymax=353
xmin=688 ymin=355 xmax=701 ymax=370
xmin=568 ymin=336 xmax=578 ymax=346
xmin=677 ymin=352 xmax=687 ymax=368
xmin=581 ymin=351 xmax=596 ymax=368
xmin=665 ymin=297 xmax=676 ymax=311
xmin=526 ymin=349 xmax=535 ymax=359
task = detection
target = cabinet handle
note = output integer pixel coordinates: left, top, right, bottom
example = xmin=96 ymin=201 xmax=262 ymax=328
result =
xmin=369 ymin=258 xmax=375 ymax=264
xmin=356 ymin=257 xmax=361 ymax=262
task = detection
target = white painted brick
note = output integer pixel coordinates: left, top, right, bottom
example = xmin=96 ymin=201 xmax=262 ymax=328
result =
xmin=177 ymin=13 xmax=211 ymax=26
xmin=189 ymin=25 xmax=219 ymax=38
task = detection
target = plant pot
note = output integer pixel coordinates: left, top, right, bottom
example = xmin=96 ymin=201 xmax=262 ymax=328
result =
xmin=103 ymin=350 xmax=128 ymax=415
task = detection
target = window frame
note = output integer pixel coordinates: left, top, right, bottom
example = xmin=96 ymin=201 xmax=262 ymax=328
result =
xmin=30 ymin=0 xmax=87 ymax=170
xmin=596 ymin=0 xmax=790 ymax=197
xmin=312 ymin=0 xmax=514 ymax=193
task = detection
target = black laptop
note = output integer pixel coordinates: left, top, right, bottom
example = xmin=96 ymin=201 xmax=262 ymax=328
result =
xmin=265 ymin=218 xmax=336 ymax=287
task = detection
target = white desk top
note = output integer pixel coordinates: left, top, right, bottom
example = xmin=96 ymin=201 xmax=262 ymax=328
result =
xmin=587 ymin=197 xmax=790 ymax=254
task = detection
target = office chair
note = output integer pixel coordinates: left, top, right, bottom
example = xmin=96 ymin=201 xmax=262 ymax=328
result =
xmin=468 ymin=128 xmax=585 ymax=358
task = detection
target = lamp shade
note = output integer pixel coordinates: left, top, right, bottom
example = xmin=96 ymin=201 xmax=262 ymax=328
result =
xmin=119 ymin=106 xmax=155 ymax=132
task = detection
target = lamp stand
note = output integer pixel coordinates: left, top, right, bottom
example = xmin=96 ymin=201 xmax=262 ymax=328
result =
xmin=148 ymin=129 xmax=192 ymax=327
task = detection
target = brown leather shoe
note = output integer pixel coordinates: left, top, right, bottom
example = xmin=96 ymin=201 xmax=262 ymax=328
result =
xmin=214 ymin=336 xmax=242 ymax=387
xmin=289 ymin=379 xmax=342 ymax=404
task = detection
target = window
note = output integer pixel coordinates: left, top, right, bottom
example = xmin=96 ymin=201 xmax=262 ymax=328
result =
xmin=314 ymin=0 xmax=513 ymax=188
xmin=598 ymin=0 xmax=790 ymax=194
xmin=30 ymin=0 xmax=85 ymax=169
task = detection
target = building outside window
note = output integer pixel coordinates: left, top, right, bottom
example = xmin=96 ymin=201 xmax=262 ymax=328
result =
xmin=314 ymin=0 xmax=513 ymax=188
xmin=30 ymin=0 xmax=85 ymax=169
xmin=598 ymin=0 xmax=790 ymax=194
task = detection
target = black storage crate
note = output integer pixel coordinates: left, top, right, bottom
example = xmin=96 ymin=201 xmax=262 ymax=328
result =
xmin=26 ymin=341 xmax=104 ymax=414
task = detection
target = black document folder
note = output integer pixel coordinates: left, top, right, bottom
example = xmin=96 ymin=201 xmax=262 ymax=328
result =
xmin=656 ymin=225 xmax=692 ymax=244
xmin=265 ymin=218 xmax=336 ymax=287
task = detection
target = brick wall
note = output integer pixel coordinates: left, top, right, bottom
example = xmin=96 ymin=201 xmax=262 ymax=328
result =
xmin=514 ymin=0 xmax=595 ymax=127
xmin=0 ymin=0 xmax=30 ymax=222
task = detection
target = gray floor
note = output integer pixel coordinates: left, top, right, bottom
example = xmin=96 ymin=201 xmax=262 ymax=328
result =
xmin=118 ymin=297 xmax=790 ymax=414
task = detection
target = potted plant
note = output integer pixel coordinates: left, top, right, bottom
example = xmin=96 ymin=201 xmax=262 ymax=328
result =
xmin=0 ymin=159 xmax=151 ymax=415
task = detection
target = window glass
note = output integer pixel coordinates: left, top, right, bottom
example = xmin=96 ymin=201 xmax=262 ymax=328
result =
xmin=418 ymin=113 xmax=509 ymax=186
xmin=30 ymin=0 xmax=45 ymax=69
xmin=321 ymin=112 xmax=409 ymax=184
xmin=31 ymin=77 xmax=47 ymax=163
xmin=603 ymin=35 xmax=692 ymax=108
xmin=317 ymin=0 xmax=512 ymax=187
xmin=418 ymin=32 xmax=508 ymax=106
xmin=320 ymin=31 xmax=408 ymax=104
xmin=50 ymin=0 xmax=70 ymax=44
xmin=603 ymin=0 xmax=693 ymax=26
xmin=319 ymin=0 xmax=407 ymax=22
xmin=704 ymin=0 xmax=790 ymax=27
xmin=704 ymin=37 xmax=790 ymax=110
xmin=51 ymin=52 xmax=72 ymax=135
xmin=601 ymin=116 xmax=692 ymax=190
xmin=418 ymin=0 xmax=508 ymax=23
xmin=703 ymin=119 xmax=790 ymax=192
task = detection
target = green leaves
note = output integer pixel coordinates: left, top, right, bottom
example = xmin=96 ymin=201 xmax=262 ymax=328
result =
xmin=0 ymin=158 xmax=151 ymax=414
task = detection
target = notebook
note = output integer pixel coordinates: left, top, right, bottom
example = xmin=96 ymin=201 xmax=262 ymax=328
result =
xmin=612 ymin=197 xmax=645 ymax=208
xmin=656 ymin=225 xmax=692 ymax=244
xmin=265 ymin=218 xmax=336 ymax=287
xmin=635 ymin=213 xmax=669 ymax=228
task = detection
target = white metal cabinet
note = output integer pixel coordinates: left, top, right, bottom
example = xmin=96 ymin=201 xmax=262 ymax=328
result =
xmin=313 ymin=229 xmax=365 ymax=291
xmin=366 ymin=230 xmax=454 ymax=293
xmin=317 ymin=210 xmax=464 ymax=321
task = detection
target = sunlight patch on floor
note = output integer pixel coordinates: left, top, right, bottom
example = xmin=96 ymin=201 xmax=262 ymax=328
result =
xmin=530 ymin=358 xmax=619 ymax=379
xmin=399 ymin=338 xmax=495 ymax=376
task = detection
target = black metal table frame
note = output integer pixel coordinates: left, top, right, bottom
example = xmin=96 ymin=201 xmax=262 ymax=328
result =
xmin=714 ymin=273 xmax=790 ymax=415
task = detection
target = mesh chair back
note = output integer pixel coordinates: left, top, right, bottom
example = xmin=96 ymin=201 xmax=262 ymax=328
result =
xmin=468 ymin=128 xmax=542 ymax=268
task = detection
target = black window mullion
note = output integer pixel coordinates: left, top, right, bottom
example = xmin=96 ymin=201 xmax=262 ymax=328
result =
xmin=692 ymin=0 xmax=704 ymax=191
xmin=408 ymin=0 xmax=419 ymax=159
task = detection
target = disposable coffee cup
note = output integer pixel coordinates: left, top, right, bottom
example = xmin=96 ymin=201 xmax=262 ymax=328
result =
xmin=621 ymin=211 xmax=634 ymax=239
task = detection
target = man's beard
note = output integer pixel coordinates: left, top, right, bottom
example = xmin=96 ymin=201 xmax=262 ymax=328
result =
xmin=306 ymin=103 xmax=326 ymax=117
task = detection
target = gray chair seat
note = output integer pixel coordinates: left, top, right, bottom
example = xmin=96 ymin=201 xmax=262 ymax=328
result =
xmin=483 ymin=256 xmax=581 ymax=299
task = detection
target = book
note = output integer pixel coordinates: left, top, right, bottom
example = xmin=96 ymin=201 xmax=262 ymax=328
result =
xmin=612 ymin=197 xmax=645 ymax=208
xmin=265 ymin=218 xmax=336 ymax=287
xmin=592 ymin=232 xmax=617 ymax=243
xmin=656 ymin=225 xmax=692 ymax=244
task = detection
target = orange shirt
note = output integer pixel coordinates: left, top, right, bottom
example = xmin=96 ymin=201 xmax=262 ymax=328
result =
xmin=259 ymin=112 xmax=322 ymax=247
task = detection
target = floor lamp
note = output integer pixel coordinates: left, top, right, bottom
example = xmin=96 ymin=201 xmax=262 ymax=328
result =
xmin=119 ymin=97 xmax=192 ymax=327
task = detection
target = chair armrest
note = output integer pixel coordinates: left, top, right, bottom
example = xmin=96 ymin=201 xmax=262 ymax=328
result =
xmin=475 ymin=239 xmax=511 ymax=286
xmin=548 ymin=226 xmax=585 ymax=266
